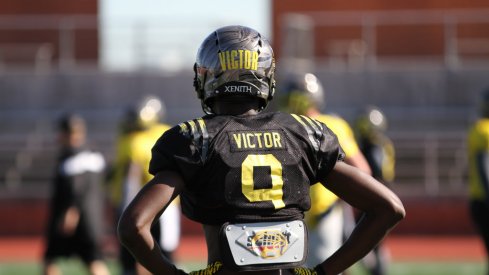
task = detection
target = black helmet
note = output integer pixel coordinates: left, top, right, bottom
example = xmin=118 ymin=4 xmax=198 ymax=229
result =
xmin=193 ymin=25 xmax=276 ymax=114
xmin=280 ymin=72 xmax=324 ymax=115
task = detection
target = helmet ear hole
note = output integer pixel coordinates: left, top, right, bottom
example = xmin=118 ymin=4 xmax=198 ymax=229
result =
xmin=267 ymin=59 xmax=276 ymax=101
xmin=268 ymin=74 xmax=276 ymax=101
xmin=193 ymin=63 xmax=204 ymax=99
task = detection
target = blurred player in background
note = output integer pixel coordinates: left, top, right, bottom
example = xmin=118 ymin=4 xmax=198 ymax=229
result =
xmin=117 ymin=25 xmax=404 ymax=275
xmin=468 ymin=88 xmax=489 ymax=275
xmin=43 ymin=114 xmax=110 ymax=275
xmin=354 ymin=106 xmax=396 ymax=275
xmin=109 ymin=96 xmax=180 ymax=275
xmin=279 ymin=72 xmax=371 ymax=271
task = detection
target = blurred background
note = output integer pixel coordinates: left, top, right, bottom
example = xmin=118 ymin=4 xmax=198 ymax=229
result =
xmin=0 ymin=0 xmax=488 ymax=274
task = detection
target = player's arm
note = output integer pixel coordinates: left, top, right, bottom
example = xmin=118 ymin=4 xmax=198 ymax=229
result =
xmin=317 ymin=162 xmax=405 ymax=275
xmin=59 ymin=206 xmax=80 ymax=236
xmin=118 ymin=170 xmax=186 ymax=275
xmin=56 ymin=174 xmax=80 ymax=235
xmin=344 ymin=149 xmax=371 ymax=175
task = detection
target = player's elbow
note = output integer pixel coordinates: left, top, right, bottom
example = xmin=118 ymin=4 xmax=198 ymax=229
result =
xmin=383 ymin=193 xmax=406 ymax=225
xmin=117 ymin=212 xmax=145 ymax=248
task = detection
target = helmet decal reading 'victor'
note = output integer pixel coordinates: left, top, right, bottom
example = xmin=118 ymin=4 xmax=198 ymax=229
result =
xmin=218 ymin=50 xmax=259 ymax=71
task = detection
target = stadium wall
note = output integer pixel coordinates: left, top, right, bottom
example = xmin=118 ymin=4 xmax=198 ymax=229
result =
xmin=272 ymin=0 xmax=489 ymax=60
xmin=0 ymin=0 xmax=99 ymax=65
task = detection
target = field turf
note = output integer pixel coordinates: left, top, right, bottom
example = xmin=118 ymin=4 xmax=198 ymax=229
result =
xmin=0 ymin=259 xmax=485 ymax=275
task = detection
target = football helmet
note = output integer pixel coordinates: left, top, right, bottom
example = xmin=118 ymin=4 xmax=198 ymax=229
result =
xmin=355 ymin=105 xmax=387 ymax=136
xmin=120 ymin=95 xmax=166 ymax=133
xmin=279 ymin=72 xmax=324 ymax=115
xmin=193 ymin=25 xmax=276 ymax=114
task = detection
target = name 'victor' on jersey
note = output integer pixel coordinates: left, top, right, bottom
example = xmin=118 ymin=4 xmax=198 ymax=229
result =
xmin=230 ymin=131 xmax=285 ymax=151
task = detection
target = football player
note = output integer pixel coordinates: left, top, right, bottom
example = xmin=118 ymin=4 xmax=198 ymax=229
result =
xmin=110 ymin=96 xmax=180 ymax=275
xmin=468 ymin=88 xmax=489 ymax=274
xmin=43 ymin=114 xmax=110 ymax=275
xmin=118 ymin=25 xmax=405 ymax=275
xmin=354 ymin=106 xmax=396 ymax=275
xmin=279 ymin=72 xmax=372 ymax=272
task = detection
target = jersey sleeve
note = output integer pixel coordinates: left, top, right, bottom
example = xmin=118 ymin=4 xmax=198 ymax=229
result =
xmin=314 ymin=121 xmax=345 ymax=183
xmin=149 ymin=123 xmax=201 ymax=179
xmin=289 ymin=114 xmax=344 ymax=184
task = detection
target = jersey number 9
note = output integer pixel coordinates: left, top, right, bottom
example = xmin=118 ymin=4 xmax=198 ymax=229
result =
xmin=241 ymin=154 xmax=285 ymax=209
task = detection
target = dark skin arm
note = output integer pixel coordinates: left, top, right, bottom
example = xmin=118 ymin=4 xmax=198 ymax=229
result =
xmin=317 ymin=162 xmax=405 ymax=275
xmin=118 ymin=163 xmax=405 ymax=275
xmin=118 ymin=170 xmax=184 ymax=275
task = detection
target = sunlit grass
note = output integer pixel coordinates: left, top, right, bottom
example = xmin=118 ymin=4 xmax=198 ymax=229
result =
xmin=0 ymin=259 xmax=485 ymax=275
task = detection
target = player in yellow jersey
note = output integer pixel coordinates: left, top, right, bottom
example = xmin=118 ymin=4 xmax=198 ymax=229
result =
xmin=109 ymin=96 xmax=180 ymax=275
xmin=468 ymin=89 xmax=489 ymax=274
xmin=279 ymin=72 xmax=371 ymax=270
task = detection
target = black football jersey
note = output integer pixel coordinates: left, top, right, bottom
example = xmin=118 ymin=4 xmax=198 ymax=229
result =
xmin=149 ymin=111 xmax=344 ymax=225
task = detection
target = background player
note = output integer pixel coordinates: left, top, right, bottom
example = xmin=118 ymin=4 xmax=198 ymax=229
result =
xmin=354 ymin=106 xmax=396 ymax=275
xmin=279 ymin=72 xmax=371 ymax=270
xmin=468 ymin=88 xmax=489 ymax=275
xmin=43 ymin=114 xmax=110 ymax=275
xmin=109 ymin=96 xmax=180 ymax=275
xmin=118 ymin=25 xmax=405 ymax=275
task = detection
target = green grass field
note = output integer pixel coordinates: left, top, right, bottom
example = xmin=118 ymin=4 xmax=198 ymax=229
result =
xmin=0 ymin=259 xmax=485 ymax=275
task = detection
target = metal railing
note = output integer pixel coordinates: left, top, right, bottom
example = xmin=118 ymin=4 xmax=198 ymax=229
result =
xmin=281 ymin=9 xmax=489 ymax=70
xmin=390 ymin=131 xmax=468 ymax=197
xmin=1 ymin=10 xmax=488 ymax=72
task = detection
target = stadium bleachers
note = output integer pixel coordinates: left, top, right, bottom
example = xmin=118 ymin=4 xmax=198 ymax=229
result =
xmin=0 ymin=66 xmax=487 ymax=199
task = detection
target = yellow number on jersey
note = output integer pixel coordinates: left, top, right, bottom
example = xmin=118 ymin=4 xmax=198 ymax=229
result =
xmin=241 ymin=154 xmax=285 ymax=209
